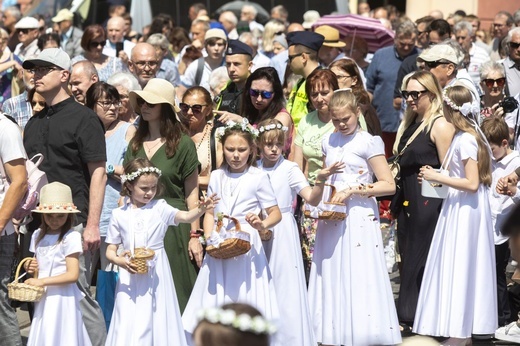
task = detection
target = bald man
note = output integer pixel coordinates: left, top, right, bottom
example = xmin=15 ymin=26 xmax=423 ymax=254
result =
xmin=103 ymin=16 xmax=135 ymax=60
xmin=70 ymin=60 xmax=99 ymax=105
xmin=129 ymin=43 xmax=160 ymax=88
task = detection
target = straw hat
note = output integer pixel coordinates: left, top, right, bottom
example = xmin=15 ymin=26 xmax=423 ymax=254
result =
xmin=315 ymin=25 xmax=346 ymax=48
xmin=33 ymin=182 xmax=80 ymax=213
xmin=129 ymin=78 xmax=180 ymax=115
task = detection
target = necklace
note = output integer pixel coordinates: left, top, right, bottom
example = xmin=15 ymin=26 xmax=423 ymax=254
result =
xmin=195 ymin=123 xmax=212 ymax=174
xmin=225 ymin=168 xmax=247 ymax=196
xmin=195 ymin=123 xmax=210 ymax=150
xmin=144 ymin=138 xmax=163 ymax=153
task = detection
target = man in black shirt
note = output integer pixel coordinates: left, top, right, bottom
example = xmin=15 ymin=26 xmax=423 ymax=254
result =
xmin=22 ymin=48 xmax=107 ymax=346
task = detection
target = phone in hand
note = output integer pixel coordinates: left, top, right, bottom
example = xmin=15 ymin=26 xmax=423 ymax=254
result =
xmin=115 ymin=42 xmax=124 ymax=56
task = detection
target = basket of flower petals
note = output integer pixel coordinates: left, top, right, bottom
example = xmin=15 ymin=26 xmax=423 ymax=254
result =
xmin=130 ymin=247 xmax=155 ymax=274
xmin=304 ymin=184 xmax=347 ymax=220
xmin=206 ymin=213 xmax=251 ymax=259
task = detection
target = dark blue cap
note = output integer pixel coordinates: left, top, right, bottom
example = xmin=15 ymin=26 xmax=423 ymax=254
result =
xmin=286 ymin=31 xmax=325 ymax=52
xmin=226 ymin=40 xmax=253 ymax=56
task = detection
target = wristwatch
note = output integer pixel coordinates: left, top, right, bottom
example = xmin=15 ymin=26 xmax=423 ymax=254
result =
xmin=106 ymin=164 xmax=115 ymax=175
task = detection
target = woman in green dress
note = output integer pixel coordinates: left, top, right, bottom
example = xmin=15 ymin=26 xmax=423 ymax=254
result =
xmin=126 ymin=78 xmax=202 ymax=312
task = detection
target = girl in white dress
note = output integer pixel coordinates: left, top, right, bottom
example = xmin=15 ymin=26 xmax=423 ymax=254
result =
xmin=256 ymin=118 xmax=344 ymax=346
xmin=307 ymin=89 xmax=402 ymax=346
xmin=414 ymin=85 xmax=497 ymax=345
xmin=105 ymin=157 xmax=218 ymax=346
xmin=182 ymin=120 xmax=282 ymax=344
xmin=25 ymin=182 xmax=92 ymax=346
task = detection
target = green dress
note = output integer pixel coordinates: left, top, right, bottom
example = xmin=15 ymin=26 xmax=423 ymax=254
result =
xmin=124 ymin=134 xmax=200 ymax=312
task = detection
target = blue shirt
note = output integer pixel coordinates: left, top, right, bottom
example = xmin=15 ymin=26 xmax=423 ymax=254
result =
xmin=2 ymin=91 xmax=31 ymax=129
xmin=366 ymin=46 xmax=418 ymax=132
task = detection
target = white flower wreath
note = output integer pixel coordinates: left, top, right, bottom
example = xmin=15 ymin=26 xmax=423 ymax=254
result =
xmin=196 ymin=307 xmax=277 ymax=335
xmin=215 ymin=118 xmax=260 ymax=140
xmin=258 ymin=123 xmax=289 ymax=133
xmin=121 ymin=167 xmax=162 ymax=183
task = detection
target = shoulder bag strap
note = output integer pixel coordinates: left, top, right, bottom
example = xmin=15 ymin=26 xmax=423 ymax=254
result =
xmin=194 ymin=57 xmax=205 ymax=87
xmin=396 ymin=115 xmax=439 ymax=159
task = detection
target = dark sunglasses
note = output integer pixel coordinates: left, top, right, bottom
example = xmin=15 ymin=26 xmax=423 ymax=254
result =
xmin=136 ymin=97 xmax=156 ymax=108
xmin=482 ymin=77 xmax=506 ymax=88
xmin=509 ymin=42 xmax=520 ymax=50
xmin=401 ymin=90 xmax=428 ymax=100
xmin=17 ymin=28 xmax=34 ymax=34
xmin=179 ymin=103 xmax=207 ymax=114
xmin=89 ymin=40 xmax=106 ymax=49
xmin=288 ymin=52 xmax=310 ymax=62
xmin=425 ymin=60 xmax=450 ymax=69
xmin=249 ymin=89 xmax=274 ymax=99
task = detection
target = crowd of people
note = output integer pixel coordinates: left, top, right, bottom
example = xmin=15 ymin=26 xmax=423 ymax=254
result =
xmin=0 ymin=1 xmax=520 ymax=346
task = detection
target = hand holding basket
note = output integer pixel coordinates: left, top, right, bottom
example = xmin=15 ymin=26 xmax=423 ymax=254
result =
xmin=304 ymin=184 xmax=347 ymax=220
xmin=8 ymin=257 xmax=44 ymax=302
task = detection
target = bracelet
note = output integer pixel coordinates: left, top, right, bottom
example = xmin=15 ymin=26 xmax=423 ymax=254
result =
xmin=315 ymin=179 xmax=326 ymax=184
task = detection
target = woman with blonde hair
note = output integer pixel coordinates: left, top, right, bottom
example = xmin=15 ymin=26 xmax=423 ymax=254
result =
xmin=260 ymin=19 xmax=286 ymax=58
xmin=393 ymin=70 xmax=455 ymax=331
xmin=414 ymin=85 xmax=496 ymax=345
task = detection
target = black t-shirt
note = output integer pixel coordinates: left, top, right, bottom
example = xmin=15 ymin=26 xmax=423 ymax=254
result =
xmin=23 ymin=97 xmax=107 ymax=225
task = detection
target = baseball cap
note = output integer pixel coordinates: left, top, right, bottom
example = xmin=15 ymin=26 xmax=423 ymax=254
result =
xmin=23 ymin=48 xmax=72 ymax=71
xmin=205 ymin=28 xmax=227 ymax=42
xmin=52 ymin=9 xmax=74 ymax=23
xmin=418 ymin=44 xmax=458 ymax=65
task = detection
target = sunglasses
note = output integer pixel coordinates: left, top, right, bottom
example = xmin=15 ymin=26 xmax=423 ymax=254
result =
xmin=179 ymin=103 xmax=207 ymax=114
xmin=424 ymin=60 xmax=450 ymax=69
xmin=482 ymin=77 xmax=506 ymax=88
xmin=401 ymin=90 xmax=428 ymax=100
xmin=509 ymin=42 xmax=520 ymax=50
xmin=17 ymin=28 xmax=34 ymax=34
xmin=288 ymin=52 xmax=310 ymax=63
xmin=136 ymin=97 xmax=156 ymax=108
xmin=89 ymin=41 xmax=106 ymax=49
xmin=249 ymin=89 xmax=274 ymax=99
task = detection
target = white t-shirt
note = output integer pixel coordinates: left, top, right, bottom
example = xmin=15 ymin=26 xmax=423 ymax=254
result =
xmin=0 ymin=114 xmax=27 ymax=236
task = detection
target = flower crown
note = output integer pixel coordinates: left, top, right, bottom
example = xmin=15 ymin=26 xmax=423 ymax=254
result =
xmin=121 ymin=167 xmax=162 ymax=183
xmin=216 ymin=118 xmax=259 ymax=140
xmin=258 ymin=123 xmax=288 ymax=134
xmin=442 ymin=88 xmax=479 ymax=118
xmin=197 ymin=307 xmax=277 ymax=335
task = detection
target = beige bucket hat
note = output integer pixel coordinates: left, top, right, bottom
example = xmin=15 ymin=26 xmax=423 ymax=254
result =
xmin=33 ymin=182 xmax=80 ymax=213
xmin=129 ymin=78 xmax=181 ymax=115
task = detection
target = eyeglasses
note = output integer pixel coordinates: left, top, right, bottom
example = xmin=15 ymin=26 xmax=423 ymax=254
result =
xmin=179 ymin=103 xmax=207 ymax=114
xmin=89 ymin=41 xmax=106 ymax=49
xmin=482 ymin=77 xmax=506 ymax=88
xmin=136 ymin=97 xmax=157 ymax=108
xmin=30 ymin=67 xmax=60 ymax=75
xmin=97 ymin=100 xmax=121 ymax=110
xmin=509 ymin=42 xmax=520 ymax=50
xmin=288 ymin=52 xmax=310 ymax=63
xmin=335 ymin=75 xmax=352 ymax=81
xmin=424 ymin=60 xmax=450 ymax=69
xmin=17 ymin=28 xmax=34 ymax=34
xmin=401 ymin=90 xmax=428 ymax=100
xmin=249 ymin=89 xmax=274 ymax=99
xmin=133 ymin=60 xmax=159 ymax=69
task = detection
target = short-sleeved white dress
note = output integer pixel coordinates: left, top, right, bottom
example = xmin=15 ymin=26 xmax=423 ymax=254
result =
xmin=308 ymin=130 xmax=401 ymax=346
xmin=105 ymin=199 xmax=188 ymax=346
xmin=28 ymin=229 xmax=92 ymax=346
xmin=182 ymin=166 xmax=280 ymax=341
xmin=258 ymin=157 xmax=316 ymax=346
xmin=413 ymin=132 xmax=497 ymax=338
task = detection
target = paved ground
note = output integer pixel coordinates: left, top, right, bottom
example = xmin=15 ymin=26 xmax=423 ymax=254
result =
xmin=14 ymin=222 xmax=520 ymax=345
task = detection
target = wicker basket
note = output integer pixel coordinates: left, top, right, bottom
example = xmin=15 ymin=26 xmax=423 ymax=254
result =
xmin=8 ymin=257 xmax=44 ymax=302
xmin=304 ymin=184 xmax=347 ymax=220
xmin=206 ymin=215 xmax=251 ymax=259
xmin=130 ymin=247 xmax=155 ymax=274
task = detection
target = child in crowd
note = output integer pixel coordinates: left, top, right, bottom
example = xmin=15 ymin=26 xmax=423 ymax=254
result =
xmin=193 ymin=303 xmax=275 ymax=346
xmin=481 ymin=117 xmax=520 ymax=327
xmin=307 ymin=89 xmax=401 ymax=345
xmin=25 ymin=182 xmax=91 ymax=346
xmin=414 ymin=86 xmax=497 ymax=345
xmin=182 ymin=119 xmax=282 ymax=343
xmin=105 ymin=157 xmax=218 ymax=345
xmin=256 ymin=118 xmax=344 ymax=345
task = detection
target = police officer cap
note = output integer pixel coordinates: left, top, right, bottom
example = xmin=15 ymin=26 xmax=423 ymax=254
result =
xmin=226 ymin=40 xmax=253 ymax=56
xmin=287 ymin=31 xmax=325 ymax=52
